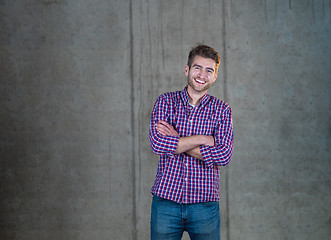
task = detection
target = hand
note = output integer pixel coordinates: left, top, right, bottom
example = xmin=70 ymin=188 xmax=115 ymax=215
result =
xmin=155 ymin=121 xmax=179 ymax=137
xmin=204 ymin=136 xmax=215 ymax=146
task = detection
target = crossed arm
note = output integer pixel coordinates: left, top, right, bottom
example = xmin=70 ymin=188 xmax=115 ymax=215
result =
xmin=155 ymin=120 xmax=214 ymax=160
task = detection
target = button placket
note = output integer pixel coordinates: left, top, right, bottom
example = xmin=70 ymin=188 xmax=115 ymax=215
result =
xmin=181 ymin=154 xmax=188 ymax=203
xmin=189 ymin=108 xmax=195 ymax=136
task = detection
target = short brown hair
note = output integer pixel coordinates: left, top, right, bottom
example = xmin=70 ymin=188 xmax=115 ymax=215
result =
xmin=187 ymin=45 xmax=220 ymax=69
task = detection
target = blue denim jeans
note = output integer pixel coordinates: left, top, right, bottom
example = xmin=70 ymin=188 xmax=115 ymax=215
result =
xmin=151 ymin=195 xmax=220 ymax=240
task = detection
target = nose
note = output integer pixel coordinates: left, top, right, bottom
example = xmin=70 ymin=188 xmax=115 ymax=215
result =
xmin=198 ymin=69 xmax=208 ymax=78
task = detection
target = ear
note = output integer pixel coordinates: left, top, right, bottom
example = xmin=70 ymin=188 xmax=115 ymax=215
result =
xmin=212 ymin=71 xmax=218 ymax=83
xmin=184 ymin=65 xmax=189 ymax=77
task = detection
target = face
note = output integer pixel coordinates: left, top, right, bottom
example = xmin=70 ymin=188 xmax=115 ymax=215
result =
xmin=185 ymin=55 xmax=218 ymax=94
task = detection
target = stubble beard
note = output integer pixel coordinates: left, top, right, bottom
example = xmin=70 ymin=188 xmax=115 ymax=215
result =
xmin=187 ymin=76 xmax=213 ymax=93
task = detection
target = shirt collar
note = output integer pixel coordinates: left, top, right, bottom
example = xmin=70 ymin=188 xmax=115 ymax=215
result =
xmin=180 ymin=87 xmax=191 ymax=105
xmin=180 ymin=86 xmax=211 ymax=107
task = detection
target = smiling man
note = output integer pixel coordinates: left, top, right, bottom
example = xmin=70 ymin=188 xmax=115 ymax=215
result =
xmin=149 ymin=45 xmax=234 ymax=240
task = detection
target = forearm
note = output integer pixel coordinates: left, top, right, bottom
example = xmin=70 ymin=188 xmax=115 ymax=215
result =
xmin=185 ymin=147 xmax=203 ymax=160
xmin=174 ymin=135 xmax=213 ymax=155
xmin=153 ymin=120 xmax=214 ymax=159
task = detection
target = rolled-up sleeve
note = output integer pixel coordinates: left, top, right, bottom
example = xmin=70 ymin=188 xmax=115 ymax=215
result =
xmin=200 ymin=106 xmax=234 ymax=168
xmin=149 ymin=95 xmax=179 ymax=156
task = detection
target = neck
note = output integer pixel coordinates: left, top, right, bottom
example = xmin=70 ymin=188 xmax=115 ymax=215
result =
xmin=187 ymin=86 xmax=207 ymax=106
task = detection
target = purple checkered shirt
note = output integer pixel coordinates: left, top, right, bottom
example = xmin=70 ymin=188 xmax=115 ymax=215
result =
xmin=149 ymin=87 xmax=234 ymax=204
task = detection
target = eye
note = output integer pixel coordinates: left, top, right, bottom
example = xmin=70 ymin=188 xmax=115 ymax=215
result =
xmin=192 ymin=64 xmax=202 ymax=70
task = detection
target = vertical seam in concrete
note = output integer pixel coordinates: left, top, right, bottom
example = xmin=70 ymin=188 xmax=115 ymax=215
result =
xmin=129 ymin=0 xmax=137 ymax=239
xmin=222 ymin=0 xmax=230 ymax=240
xmin=222 ymin=0 xmax=228 ymax=102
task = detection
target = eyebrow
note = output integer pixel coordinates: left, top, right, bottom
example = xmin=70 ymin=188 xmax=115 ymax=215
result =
xmin=192 ymin=64 xmax=215 ymax=72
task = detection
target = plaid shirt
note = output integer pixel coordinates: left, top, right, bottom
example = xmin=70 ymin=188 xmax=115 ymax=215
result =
xmin=149 ymin=87 xmax=234 ymax=204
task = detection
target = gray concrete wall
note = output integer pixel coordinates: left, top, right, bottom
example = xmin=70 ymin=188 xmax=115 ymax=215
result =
xmin=1 ymin=1 xmax=330 ymax=240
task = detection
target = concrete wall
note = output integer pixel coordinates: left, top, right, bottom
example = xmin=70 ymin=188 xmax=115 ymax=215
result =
xmin=1 ymin=1 xmax=330 ymax=240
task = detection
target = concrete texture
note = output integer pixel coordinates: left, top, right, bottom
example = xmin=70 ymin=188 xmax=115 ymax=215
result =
xmin=1 ymin=0 xmax=330 ymax=240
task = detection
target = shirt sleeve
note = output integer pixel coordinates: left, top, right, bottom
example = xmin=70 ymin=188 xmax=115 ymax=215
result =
xmin=149 ymin=95 xmax=179 ymax=157
xmin=199 ymin=105 xmax=234 ymax=168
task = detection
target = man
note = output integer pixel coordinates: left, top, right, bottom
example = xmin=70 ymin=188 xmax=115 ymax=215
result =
xmin=149 ymin=45 xmax=234 ymax=240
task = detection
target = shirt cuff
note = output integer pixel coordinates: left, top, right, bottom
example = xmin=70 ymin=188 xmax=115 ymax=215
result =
xmin=166 ymin=135 xmax=180 ymax=157
xmin=200 ymin=145 xmax=213 ymax=168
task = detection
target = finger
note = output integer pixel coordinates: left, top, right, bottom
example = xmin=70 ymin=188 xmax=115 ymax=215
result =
xmin=156 ymin=125 xmax=177 ymax=136
xmin=156 ymin=123 xmax=169 ymax=131
xmin=158 ymin=121 xmax=171 ymax=128
xmin=163 ymin=124 xmax=178 ymax=136
xmin=156 ymin=121 xmax=179 ymax=137
xmin=158 ymin=123 xmax=173 ymax=133
xmin=156 ymin=124 xmax=171 ymax=136
xmin=165 ymin=126 xmax=179 ymax=137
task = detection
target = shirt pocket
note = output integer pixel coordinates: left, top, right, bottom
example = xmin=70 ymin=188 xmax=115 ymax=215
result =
xmin=198 ymin=108 xmax=217 ymax=135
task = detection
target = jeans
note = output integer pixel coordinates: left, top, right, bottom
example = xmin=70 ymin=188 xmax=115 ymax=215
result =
xmin=151 ymin=195 xmax=220 ymax=240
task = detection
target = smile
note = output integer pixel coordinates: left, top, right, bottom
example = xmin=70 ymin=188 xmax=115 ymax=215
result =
xmin=195 ymin=78 xmax=206 ymax=84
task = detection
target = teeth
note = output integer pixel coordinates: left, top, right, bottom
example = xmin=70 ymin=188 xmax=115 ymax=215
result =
xmin=195 ymin=79 xmax=205 ymax=84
